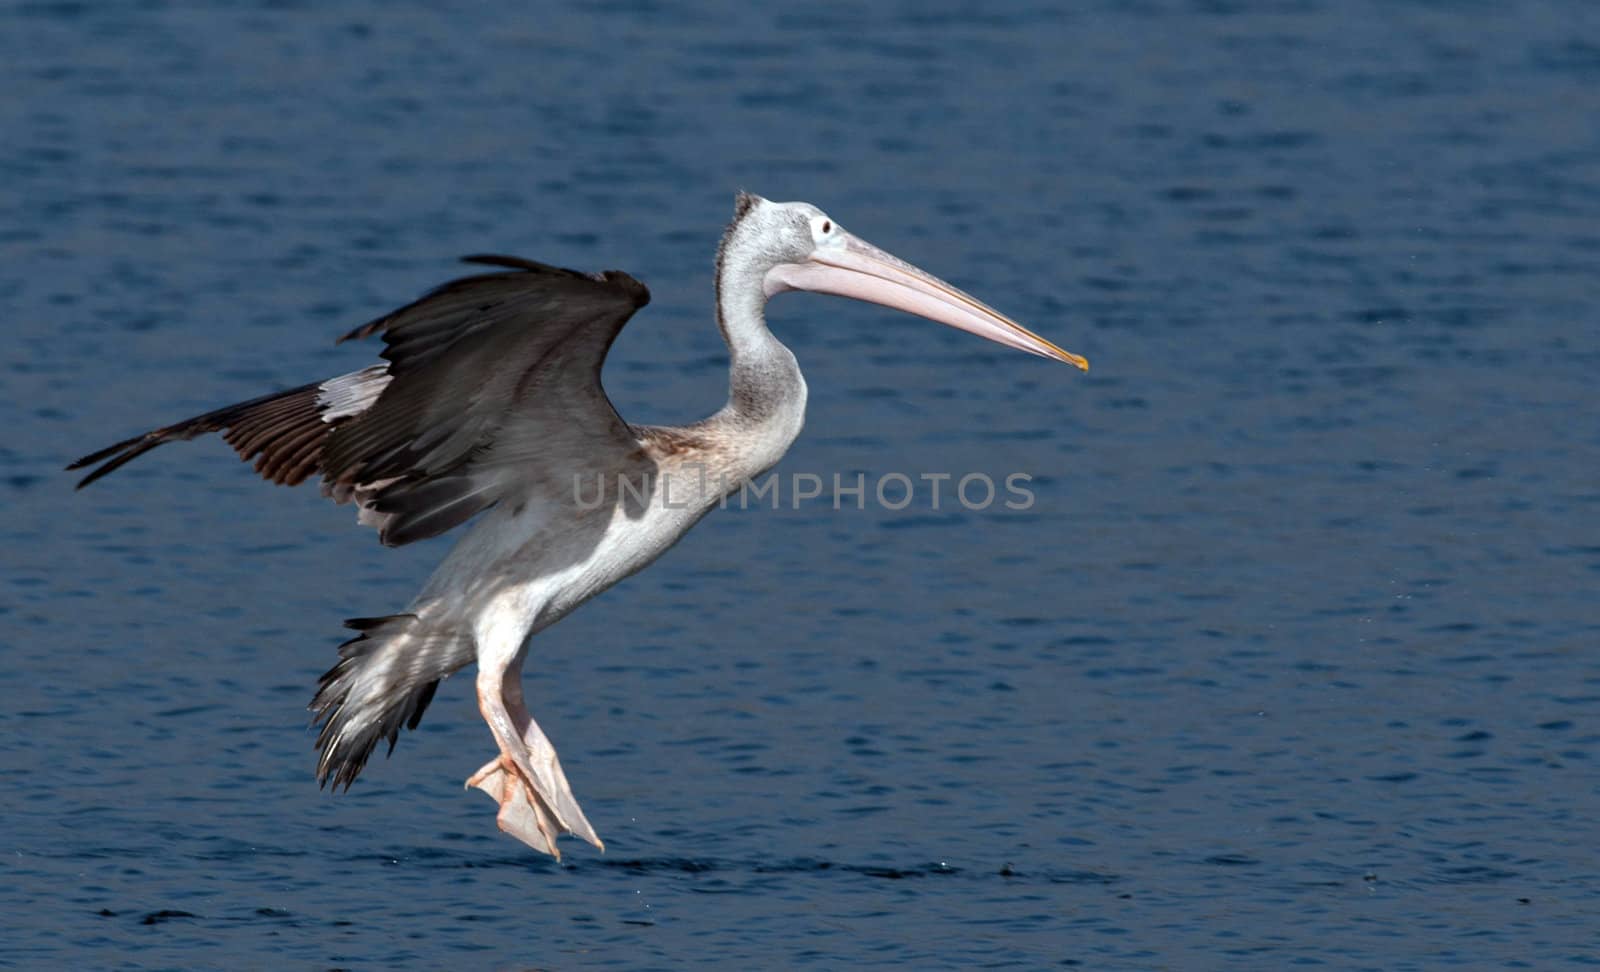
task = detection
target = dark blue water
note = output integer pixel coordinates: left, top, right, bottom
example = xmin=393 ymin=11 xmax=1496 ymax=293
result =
xmin=4 ymin=1 xmax=1598 ymax=967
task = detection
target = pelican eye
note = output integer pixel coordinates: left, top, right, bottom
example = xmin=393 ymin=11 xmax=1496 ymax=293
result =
xmin=820 ymin=220 xmax=832 ymax=234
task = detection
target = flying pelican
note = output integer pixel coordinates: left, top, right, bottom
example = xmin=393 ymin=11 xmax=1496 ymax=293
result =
xmin=68 ymin=193 xmax=1088 ymax=858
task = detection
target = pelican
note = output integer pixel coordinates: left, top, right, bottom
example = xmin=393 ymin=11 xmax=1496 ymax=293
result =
xmin=68 ymin=193 xmax=1087 ymax=858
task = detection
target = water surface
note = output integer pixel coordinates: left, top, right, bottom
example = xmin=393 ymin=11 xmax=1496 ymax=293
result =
xmin=2 ymin=1 xmax=1598 ymax=967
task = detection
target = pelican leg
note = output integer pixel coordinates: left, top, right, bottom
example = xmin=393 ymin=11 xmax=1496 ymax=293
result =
xmin=467 ymin=647 xmax=602 ymax=857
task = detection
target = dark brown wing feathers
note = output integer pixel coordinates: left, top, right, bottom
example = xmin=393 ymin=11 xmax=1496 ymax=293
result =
xmin=69 ymin=255 xmax=651 ymax=546
xmin=67 ymin=381 xmax=325 ymax=489
xmin=335 ymin=257 xmax=646 ymax=374
xmin=318 ymin=259 xmax=646 ymax=488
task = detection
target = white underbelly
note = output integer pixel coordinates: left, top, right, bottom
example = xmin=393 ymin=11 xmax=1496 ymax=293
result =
xmin=533 ymin=499 xmax=710 ymax=628
xmin=414 ymin=483 xmax=714 ymax=649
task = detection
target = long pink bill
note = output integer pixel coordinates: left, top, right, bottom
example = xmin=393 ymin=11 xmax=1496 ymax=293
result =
xmin=764 ymin=232 xmax=1089 ymax=370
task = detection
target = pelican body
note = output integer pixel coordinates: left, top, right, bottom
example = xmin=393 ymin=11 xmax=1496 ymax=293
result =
xmin=69 ymin=193 xmax=1087 ymax=857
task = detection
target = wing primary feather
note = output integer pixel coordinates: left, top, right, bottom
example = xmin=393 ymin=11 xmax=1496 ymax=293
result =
xmin=69 ymin=440 xmax=167 ymax=489
xmin=67 ymin=382 xmax=323 ymax=489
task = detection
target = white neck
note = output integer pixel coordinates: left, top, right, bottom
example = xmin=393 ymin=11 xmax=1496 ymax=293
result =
xmin=709 ymin=222 xmax=808 ymax=470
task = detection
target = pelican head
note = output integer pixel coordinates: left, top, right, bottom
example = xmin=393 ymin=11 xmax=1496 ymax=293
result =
xmin=723 ymin=192 xmax=1088 ymax=369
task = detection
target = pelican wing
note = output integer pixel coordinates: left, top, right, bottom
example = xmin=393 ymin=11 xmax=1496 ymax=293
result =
xmin=69 ymin=256 xmax=651 ymax=546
